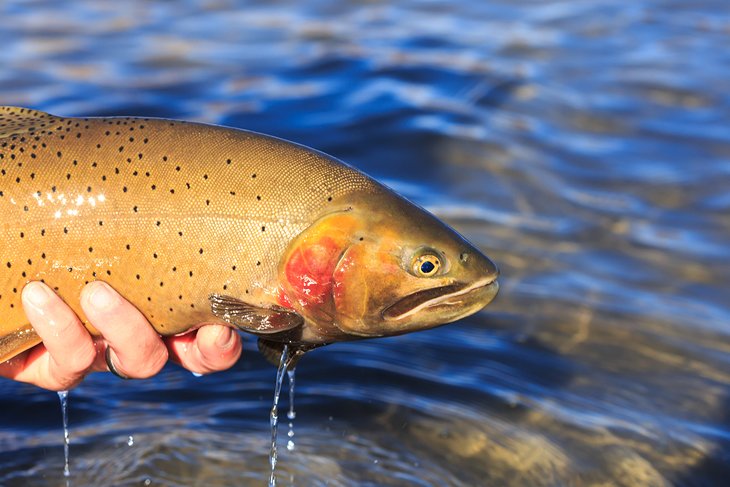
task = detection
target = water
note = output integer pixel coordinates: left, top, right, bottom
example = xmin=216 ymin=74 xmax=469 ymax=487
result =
xmin=0 ymin=0 xmax=729 ymax=485
xmin=287 ymin=369 xmax=296 ymax=452
xmin=57 ymin=391 xmax=70 ymax=481
xmin=268 ymin=345 xmax=289 ymax=487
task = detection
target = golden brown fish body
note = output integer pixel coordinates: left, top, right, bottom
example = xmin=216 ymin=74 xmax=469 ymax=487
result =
xmin=0 ymin=106 xmax=499 ymax=364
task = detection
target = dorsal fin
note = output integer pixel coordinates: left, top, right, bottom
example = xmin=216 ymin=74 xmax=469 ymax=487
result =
xmin=0 ymin=106 xmax=63 ymax=140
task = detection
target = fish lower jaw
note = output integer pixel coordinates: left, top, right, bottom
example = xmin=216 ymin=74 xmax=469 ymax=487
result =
xmin=384 ymin=278 xmax=499 ymax=322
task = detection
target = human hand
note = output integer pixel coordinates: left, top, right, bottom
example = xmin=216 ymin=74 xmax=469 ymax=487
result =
xmin=0 ymin=281 xmax=242 ymax=391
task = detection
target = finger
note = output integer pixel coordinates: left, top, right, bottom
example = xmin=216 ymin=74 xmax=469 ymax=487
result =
xmin=166 ymin=324 xmax=242 ymax=375
xmin=81 ymin=281 xmax=168 ymax=379
xmin=14 ymin=282 xmax=97 ymax=390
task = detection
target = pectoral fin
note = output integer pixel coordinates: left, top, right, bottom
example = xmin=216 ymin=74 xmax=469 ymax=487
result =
xmin=208 ymin=294 xmax=303 ymax=334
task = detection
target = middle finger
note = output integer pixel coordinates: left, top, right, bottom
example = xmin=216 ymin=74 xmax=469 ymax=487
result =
xmin=81 ymin=281 xmax=168 ymax=379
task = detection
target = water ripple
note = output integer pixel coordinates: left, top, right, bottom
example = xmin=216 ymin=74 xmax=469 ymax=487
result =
xmin=0 ymin=0 xmax=729 ymax=485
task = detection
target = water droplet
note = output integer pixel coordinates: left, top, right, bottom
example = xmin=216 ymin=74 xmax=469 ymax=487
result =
xmin=127 ymin=435 xmax=134 ymax=446
xmin=286 ymin=368 xmax=296 ymax=451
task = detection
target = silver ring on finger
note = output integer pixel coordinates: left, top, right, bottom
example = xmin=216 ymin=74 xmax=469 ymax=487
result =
xmin=105 ymin=347 xmax=131 ymax=380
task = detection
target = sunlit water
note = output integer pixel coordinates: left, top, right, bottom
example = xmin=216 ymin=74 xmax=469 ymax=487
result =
xmin=1 ymin=0 xmax=729 ymax=485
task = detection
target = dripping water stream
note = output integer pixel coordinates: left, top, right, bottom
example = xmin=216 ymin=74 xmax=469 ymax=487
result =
xmin=286 ymin=368 xmax=296 ymax=452
xmin=268 ymin=345 xmax=289 ymax=487
xmin=57 ymin=390 xmax=70 ymax=484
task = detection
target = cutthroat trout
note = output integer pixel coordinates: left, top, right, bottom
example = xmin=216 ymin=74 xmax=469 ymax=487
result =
xmin=0 ymin=106 xmax=499 ymax=365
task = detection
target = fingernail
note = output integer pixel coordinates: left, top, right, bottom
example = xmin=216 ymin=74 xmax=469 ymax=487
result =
xmin=215 ymin=326 xmax=235 ymax=349
xmin=88 ymin=282 xmax=119 ymax=311
xmin=23 ymin=282 xmax=52 ymax=308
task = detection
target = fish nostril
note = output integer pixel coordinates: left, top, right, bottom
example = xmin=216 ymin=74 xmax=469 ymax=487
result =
xmin=488 ymin=263 xmax=500 ymax=281
xmin=459 ymin=252 xmax=469 ymax=263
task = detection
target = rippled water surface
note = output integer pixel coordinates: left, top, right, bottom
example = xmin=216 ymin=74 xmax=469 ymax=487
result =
xmin=1 ymin=1 xmax=729 ymax=485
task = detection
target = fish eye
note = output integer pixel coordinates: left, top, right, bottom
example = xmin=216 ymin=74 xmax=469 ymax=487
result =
xmin=413 ymin=254 xmax=441 ymax=277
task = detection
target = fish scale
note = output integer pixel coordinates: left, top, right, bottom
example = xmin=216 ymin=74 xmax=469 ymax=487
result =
xmin=0 ymin=106 xmax=499 ymax=365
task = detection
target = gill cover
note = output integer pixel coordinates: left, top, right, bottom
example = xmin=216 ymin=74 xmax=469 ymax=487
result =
xmin=277 ymin=210 xmax=360 ymax=340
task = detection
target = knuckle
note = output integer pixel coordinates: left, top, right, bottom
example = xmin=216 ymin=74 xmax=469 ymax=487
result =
xmin=49 ymin=369 xmax=83 ymax=391
xmin=198 ymin=340 xmax=241 ymax=372
xmin=68 ymin=345 xmax=96 ymax=372
xmin=129 ymin=348 xmax=168 ymax=379
xmin=55 ymin=311 xmax=82 ymax=336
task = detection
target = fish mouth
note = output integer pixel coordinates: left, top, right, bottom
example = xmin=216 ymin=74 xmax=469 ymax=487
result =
xmin=382 ymin=277 xmax=499 ymax=322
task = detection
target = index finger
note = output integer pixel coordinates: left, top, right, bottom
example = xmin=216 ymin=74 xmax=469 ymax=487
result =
xmin=5 ymin=282 xmax=98 ymax=390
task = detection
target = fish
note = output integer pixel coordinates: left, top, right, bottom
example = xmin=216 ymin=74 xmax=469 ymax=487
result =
xmin=0 ymin=106 xmax=499 ymax=367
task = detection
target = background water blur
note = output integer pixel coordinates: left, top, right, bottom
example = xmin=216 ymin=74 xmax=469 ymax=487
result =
xmin=0 ymin=1 xmax=728 ymax=485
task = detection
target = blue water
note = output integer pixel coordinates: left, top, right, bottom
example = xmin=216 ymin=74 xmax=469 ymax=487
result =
xmin=1 ymin=1 xmax=729 ymax=485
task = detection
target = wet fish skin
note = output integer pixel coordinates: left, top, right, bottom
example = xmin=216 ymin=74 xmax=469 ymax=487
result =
xmin=0 ymin=106 xmax=499 ymax=363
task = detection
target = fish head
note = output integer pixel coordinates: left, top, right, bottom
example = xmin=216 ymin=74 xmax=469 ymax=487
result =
xmin=278 ymin=190 xmax=499 ymax=341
